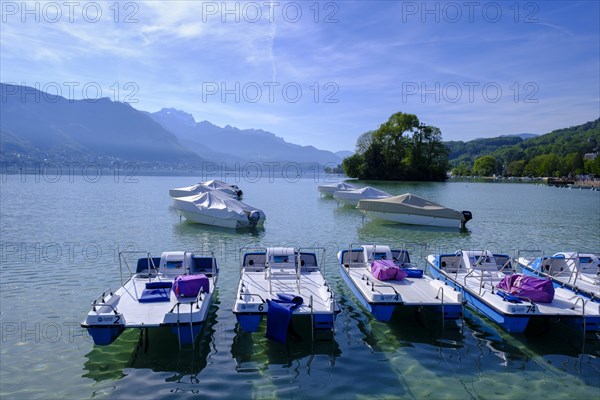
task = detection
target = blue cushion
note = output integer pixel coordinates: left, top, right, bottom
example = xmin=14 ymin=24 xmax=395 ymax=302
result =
xmin=139 ymin=288 xmax=171 ymax=303
xmin=145 ymin=281 xmax=172 ymax=289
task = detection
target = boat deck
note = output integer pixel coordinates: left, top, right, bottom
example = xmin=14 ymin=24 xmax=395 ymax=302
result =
xmin=341 ymin=264 xmax=462 ymax=306
xmin=235 ymin=268 xmax=335 ymax=315
xmin=83 ymin=274 xmax=216 ymax=328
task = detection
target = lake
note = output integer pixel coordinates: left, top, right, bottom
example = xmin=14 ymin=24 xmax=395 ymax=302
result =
xmin=1 ymin=172 xmax=599 ymax=399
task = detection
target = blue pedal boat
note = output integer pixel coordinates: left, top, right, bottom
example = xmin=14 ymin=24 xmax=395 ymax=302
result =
xmin=517 ymin=251 xmax=599 ymax=303
xmin=427 ymin=250 xmax=600 ymax=333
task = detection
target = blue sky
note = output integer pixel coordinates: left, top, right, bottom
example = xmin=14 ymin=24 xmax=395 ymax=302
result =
xmin=1 ymin=1 xmax=598 ymax=152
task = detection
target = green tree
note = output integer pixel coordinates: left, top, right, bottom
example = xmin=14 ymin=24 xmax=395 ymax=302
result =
xmin=342 ymin=153 xmax=364 ymax=178
xmin=584 ymin=156 xmax=600 ymax=175
xmin=451 ymin=161 xmax=472 ymax=176
xmin=355 ymin=131 xmax=374 ymax=154
xmin=506 ymin=160 xmax=525 ymax=176
xmin=524 ymin=155 xmax=543 ymax=176
xmin=473 ymin=156 xmax=498 ymax=176
xmin=342 ymin=111 xmax=449 ymax=181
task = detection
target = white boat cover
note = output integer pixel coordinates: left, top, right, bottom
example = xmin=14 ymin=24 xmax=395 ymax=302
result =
xmin=170 ymin=184 xmax=213 ymax=196
xmin=174 ymin=190 xmax=264 ymax=225
xmin=317 ymin=182 xmax=358 ymax=194
xmin=203 ymin=179 xmax=240 ymax=196
xmin=333 ymin=186 xmax=390 ymax=201
xmin=357 ymin=193 xmax=464 ymax=220
xmin=170 ymin=180 xmax=241 ymax=198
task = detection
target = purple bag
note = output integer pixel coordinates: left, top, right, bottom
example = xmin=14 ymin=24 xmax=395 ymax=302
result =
xmin=497 ymin=274 xmax=554 ymax=303
xmin=173 ymin=274 xmax=209 ymax=298
xmin=371 ymin=260 xmax=405 ymax=281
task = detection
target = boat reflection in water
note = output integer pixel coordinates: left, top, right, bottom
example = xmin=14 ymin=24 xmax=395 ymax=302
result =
xmin=82 ymin=301 xmax=219 ymax=385
xmin=231 ymin=316 xmax=341 ymax=371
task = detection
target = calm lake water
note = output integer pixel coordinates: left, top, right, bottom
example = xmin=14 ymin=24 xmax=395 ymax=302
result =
xmin=1 ymin=174 xmax=599 ymax=399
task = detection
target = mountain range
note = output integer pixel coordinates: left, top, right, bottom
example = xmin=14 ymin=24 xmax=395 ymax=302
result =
xmin=148 ymin=108 xmax=343 ymax=165
xmin=0 ymin=83 xmax=344 ymax=168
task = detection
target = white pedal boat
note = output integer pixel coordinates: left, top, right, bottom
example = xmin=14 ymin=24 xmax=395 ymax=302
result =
xmin=82 ymin=251 xmax=218 ymax=347
xmin=338 ymin=244 xmax=462 ymax=321
xmin=233 ymin=247 xmax=339 ymax=337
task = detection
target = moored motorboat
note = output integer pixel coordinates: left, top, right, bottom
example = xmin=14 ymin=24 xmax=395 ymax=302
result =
xmin=317 ymin=182 xmax=358 ymax=197
xmin=82 ymin=251 xmax=218 ymax=347
xmin=173 ymin=190 xmax=265 ymax=229
xmin=233 ymin=247 xmax=338 ymax=342
xmin=338 ymin=244 xmax=462 ymax=321
xmin=333 ymin=186 xmax=391 ymax=207
xmin=358 ymin=193 xmax=472 ymax=229
xmin=426 ymin=250 xmax=600 ymax=333
xmin=170 ymin=179 xmax=243 ymax=199
xmin=517 ymin=251 xmax=599 ymax=302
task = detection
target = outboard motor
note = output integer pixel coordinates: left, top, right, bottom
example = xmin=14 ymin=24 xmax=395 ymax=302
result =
xmin=248 ymin=210 xmax=261 ymax=228
xmin=460 ymin=211 xmax=473 ymax=230
xmin=236 ymin=189 xmax=243 ymax=199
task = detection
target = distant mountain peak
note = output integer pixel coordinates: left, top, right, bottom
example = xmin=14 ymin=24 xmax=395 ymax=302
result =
xmin=155 ymin=107 xmax=197 ymax=126
xmin=148 ymin=107 xmax=342 ymax=164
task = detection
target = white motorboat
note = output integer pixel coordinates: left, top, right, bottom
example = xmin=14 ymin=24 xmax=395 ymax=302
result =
xmin=172 ymin=190 xmax=265 ymax=229
xmin=169 ymin=179 xmax=243 ymax=199
xmin=358 ymin=193 xmax=472 ymax=229
xmin=233 ymin=247 xmax=338 ymax=341
xmin=317 ymin=182 xmax=358 ymax=197
xmin=426 ymin=250 xmax=600 ymax=333
xmin=82 ymin=251 xmax=218 ymax=347
xmin=517 ymin=251 xmax=599 ymax=302
xmin=333 ymin=186 xmax=390 ymax=207
xmin=338 ymin=244 xmax=462 ymax=322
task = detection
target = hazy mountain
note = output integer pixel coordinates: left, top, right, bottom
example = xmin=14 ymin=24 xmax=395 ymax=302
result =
xmin=500 ymin=133 xmax=538 ymax=140
xmin=150 ymin=108 xmax=342 ymax=165
xmin=0 ymin=83 xmax=202 ymax=165
xmin=335 ymin=150 xmax=353 ymax=159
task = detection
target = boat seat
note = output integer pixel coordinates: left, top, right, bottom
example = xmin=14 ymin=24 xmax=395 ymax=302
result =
xmin=268 ymin=261 xmax=298 ymax=277
xmin=244 ymin=254 xmax=266 ymax=271
xmin=440 ymin=257 xmax=461 ymax=273
xmin=543 ymin=259 xmax=568 ymax=276
xmin=96 ymin=294 xmax=121 ymax=314
xmin=139 ymin=288 xmax=171 ymax=303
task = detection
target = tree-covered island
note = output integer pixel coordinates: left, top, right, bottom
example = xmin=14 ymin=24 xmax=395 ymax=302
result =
xmin=342 ymin=112 xmax=449 ymax=181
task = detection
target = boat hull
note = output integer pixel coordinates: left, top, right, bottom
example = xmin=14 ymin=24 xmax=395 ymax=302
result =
xmin=339 ymin=264 xmax=397 ymax=321
xmin=365 ymin=210 xmax=463 ymax=228
xmin=178 ymin=209 xmax=246 ymax=228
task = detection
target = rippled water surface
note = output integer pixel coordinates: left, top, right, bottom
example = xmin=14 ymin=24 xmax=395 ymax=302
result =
xmin=1 ymin=176 xmax=599 ymax=399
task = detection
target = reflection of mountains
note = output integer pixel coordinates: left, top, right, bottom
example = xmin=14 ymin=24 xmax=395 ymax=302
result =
xmin=82 ymin=302 xmax=219 ymax=383
xmin=231 ymin=318 xmax=341 ymax=369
